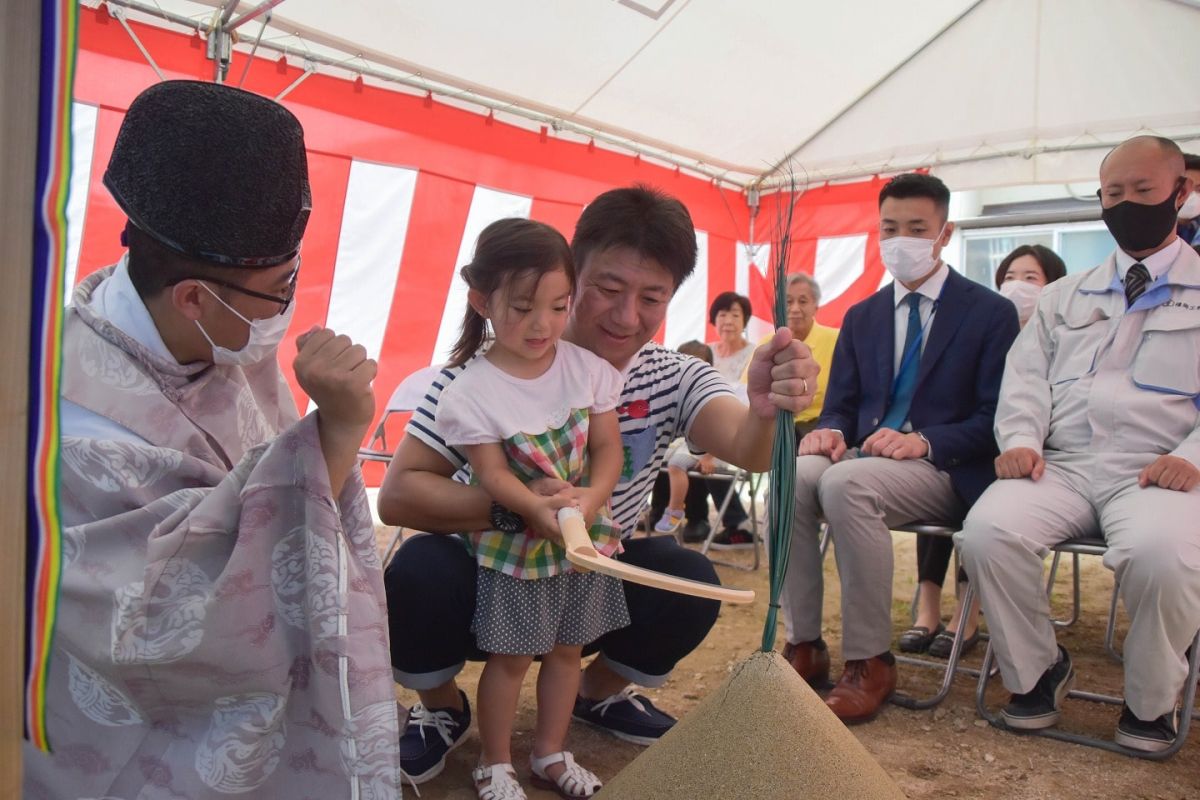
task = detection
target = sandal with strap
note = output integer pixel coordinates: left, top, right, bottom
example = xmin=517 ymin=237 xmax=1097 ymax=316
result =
xmin=472 ymin=763 xmax=526 ymax=800
xmin=530 ymin=751 xmax=602 ymax=799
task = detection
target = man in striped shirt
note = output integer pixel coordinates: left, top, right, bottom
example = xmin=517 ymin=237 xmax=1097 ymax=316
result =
xmin=379 ymin=185 xmax=818 ymax=783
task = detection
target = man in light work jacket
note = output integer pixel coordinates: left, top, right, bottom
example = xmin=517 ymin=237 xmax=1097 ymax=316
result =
xmin=959 ymin=135 xmax=1200 ymax=753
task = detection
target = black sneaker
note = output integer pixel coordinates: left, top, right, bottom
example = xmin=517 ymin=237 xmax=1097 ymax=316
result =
xmin=572 ymin=687 xmax=676 ymax=745
xmin=1115 ymin=705 xmax=1178 ymax=753
xmin=709 ymin=527 xmax=755 ymax=550
xmin=680 ymin=520 xmax=711 ymax=544
xmin=398 ymin=690 xmax=472 ymax=784
xmin=1001 ymin=645 xmax=1074 ymax=730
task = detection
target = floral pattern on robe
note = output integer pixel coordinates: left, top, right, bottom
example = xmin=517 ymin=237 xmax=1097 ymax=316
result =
xmin=23 ymin=268 xmax=402 ymax=800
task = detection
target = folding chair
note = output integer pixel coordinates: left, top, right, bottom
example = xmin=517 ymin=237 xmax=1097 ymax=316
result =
xmin=358 ymin=364 xmax=445 ymax=564
xmin=973 ymin=536 xmax=1200 ymax=760
xmin=697 ymin=468 xmax=765 ymax=570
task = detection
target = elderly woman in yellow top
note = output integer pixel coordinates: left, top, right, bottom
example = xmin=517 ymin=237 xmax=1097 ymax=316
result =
xmin=743 ymin=273 xmax=839 ymax=440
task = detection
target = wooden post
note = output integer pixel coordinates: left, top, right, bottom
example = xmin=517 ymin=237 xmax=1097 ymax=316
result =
xmin=0 ymin=0 xmax=41 ymax=792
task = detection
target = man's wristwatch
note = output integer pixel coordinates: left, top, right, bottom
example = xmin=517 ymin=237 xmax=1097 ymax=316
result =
xmin=489 ymin=501 xmax=526 ymax=534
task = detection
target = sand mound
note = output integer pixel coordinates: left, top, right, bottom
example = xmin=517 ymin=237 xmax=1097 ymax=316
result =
xmin=596 ymin=650 xmax=906 ymax=799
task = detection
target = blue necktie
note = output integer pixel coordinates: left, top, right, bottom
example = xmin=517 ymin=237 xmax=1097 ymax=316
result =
xmin=880 ymin=293 xmax=923 ymax=431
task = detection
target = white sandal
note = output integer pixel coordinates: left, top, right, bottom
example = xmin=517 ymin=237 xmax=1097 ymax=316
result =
xmin=472 ymin=762 xmax=526 ymax=800
xmin=529 ymin=751 xmax=602 ymax=799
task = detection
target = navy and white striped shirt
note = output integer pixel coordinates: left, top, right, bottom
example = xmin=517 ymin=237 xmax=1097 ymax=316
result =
xmin=405 ymin=341 xmax=734 ymax=537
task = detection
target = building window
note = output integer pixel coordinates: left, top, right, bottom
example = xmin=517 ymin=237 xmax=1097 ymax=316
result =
xmin=958 ymin=222 xmax=1115 ymax=288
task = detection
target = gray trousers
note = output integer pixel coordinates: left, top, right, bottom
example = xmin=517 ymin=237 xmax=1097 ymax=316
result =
xmin=782 ymin=454 xmax=964 ymax=660
xmin=957 ymin=453 xmax=1200 ymax=721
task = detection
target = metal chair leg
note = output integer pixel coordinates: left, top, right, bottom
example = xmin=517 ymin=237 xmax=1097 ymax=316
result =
xmin=1105 ymin=578 xmax=1123 ymax=663
xmin=974 ymin=622 xmax=1200 ymax=760
xmin=700 ymin=471 xmax=757 ymax=571
xmin=894 ymin=581 xmax=985 ymax=710
xmin=382 ymin=526 xmax=405 ymax=566
xmin=747 ymin=472 xmax=761 ymax=570
xmin=1048 ymin=551 xmax=1082 ymax=629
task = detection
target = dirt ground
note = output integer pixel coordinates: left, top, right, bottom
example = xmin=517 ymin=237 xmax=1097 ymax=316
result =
xmin=379 ymin=524 xmax=1200 ymax=800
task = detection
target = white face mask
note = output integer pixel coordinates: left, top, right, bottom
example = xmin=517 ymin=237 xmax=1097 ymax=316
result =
xmin=1178 ymin=191 xmax=1200 ymax=222
xmin=195 ymin=282 xmax=294 ymax=366
xmin=880 ymin=225 xmax=946 ymax=283
xmin=999 ymin=279 xmax=1042 ymax=326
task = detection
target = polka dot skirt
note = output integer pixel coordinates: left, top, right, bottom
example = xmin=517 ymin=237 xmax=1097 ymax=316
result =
xmin=472 ymin=568 xmax=631 ymax=655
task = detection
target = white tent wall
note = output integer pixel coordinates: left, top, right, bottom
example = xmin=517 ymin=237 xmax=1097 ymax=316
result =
xmin=99 ymin=0 xmax=1200 ymax=191
xmin=790 ymin=0 xmax=1200 ymax=188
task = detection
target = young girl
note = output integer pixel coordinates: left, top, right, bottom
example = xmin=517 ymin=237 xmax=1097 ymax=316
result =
xmin=434 ymin=218 xmax=628 ymax=800
xmin=654 ymin=340 xmax=717 ymax=534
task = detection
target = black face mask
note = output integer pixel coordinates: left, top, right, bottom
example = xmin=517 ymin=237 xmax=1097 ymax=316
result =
xmin=1100 ymin=178 xmax=1185 ymax=253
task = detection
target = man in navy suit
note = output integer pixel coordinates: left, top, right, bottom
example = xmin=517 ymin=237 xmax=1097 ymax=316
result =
xmin=779 ymin=173 xmax=1019 ymax=723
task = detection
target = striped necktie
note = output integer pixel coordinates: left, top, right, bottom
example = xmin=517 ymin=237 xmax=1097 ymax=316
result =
xmin=1125 ymin=262 xmax=1150 ymax=306
xmin=879 ymin=293 xmax=923 ymax=431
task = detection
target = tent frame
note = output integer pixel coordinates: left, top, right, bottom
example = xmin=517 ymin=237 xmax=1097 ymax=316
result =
xmin=100 ymin=0 xmax=1200 ymax=194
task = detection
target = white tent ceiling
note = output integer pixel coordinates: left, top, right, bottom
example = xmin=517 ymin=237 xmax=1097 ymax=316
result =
xmin=100 ymin=0 xmax=1200 ymax=190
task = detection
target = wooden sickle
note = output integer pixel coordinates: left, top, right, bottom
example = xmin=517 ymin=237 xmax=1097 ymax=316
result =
xmin=558 ymin=508 xmax=756 ymax=604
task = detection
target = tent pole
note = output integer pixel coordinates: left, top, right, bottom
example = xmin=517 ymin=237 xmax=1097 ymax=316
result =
xmin=218 ymin=1 xmax=242 ymax=27
xmin=108 ymin=5 xmax=166 ymax=81
xmin=226 ymin=0 xmax=287 ymax=33
xmin=234 ymin=13 xmax=271 ymax=88
xmin=274 ymin=64 xmax=315 ymax=101
xmin=0 ymin=0 xmax=39 ymax=791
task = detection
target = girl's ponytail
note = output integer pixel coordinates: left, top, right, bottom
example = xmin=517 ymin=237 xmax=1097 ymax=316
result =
xmin=448 ymin=263 xmax=488 ymax=367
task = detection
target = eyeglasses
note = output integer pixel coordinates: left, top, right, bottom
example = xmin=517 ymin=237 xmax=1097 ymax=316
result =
xmin=182 ymin=257 xmax=301 ymax=316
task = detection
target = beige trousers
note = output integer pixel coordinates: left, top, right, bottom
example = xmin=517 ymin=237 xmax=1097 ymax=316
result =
xmin=782 ymin=454 xmax=963 ymax=660
xmin=957 ymin=453 xmax=1200 ymax=720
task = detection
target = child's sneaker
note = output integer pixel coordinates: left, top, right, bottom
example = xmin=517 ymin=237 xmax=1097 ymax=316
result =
xmin=653 ymin=508 xmax=685 ymax=534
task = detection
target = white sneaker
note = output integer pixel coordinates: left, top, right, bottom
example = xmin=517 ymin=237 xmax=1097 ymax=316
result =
xmin=654 ymin=509 xmax=685 ymax=534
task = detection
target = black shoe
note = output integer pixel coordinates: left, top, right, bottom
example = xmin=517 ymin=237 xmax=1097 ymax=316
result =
xmin=927 ymin=628 xmax=981 ymax=659
xmin=1115 ymin=705 xmax=1178 ymax=753
xmin=1001 ymin=645 xmax=1074 ymax=730
xmin=680 ymin=520 xmax=711 ymax=544
xmin=898 ymin=623 xmax=944 ymax=654
xmin=709 ymin=527 xmax=755 ymax=550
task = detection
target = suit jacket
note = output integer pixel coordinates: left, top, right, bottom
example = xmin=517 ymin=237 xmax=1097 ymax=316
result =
xmin=816 ymin=267 xmax=1020 ymax=508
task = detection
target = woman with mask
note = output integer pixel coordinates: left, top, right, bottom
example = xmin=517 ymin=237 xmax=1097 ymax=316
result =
xmin=993 ymin=244 xmax=1067 ymax=328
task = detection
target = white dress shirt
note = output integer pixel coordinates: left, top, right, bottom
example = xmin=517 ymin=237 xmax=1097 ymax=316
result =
xmin=891 ymin=260 xmax=950 ymax=374
xmin=1115 ymin=237 xmax=1182 ymax=282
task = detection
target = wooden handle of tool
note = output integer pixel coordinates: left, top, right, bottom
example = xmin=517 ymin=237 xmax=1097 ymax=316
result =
xmin=557 ymin=508 xmax=755 ymax=604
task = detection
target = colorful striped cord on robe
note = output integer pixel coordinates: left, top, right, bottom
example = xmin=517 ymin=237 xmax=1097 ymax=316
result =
xmin=26 ymin=0 xmax=77 ymax=752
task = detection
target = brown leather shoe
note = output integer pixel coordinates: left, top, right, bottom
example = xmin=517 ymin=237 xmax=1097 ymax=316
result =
xmin=824 ymin=655 xmax=897 ymax=725
xmin=782 ymin=640 xmax=831 ymax=688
